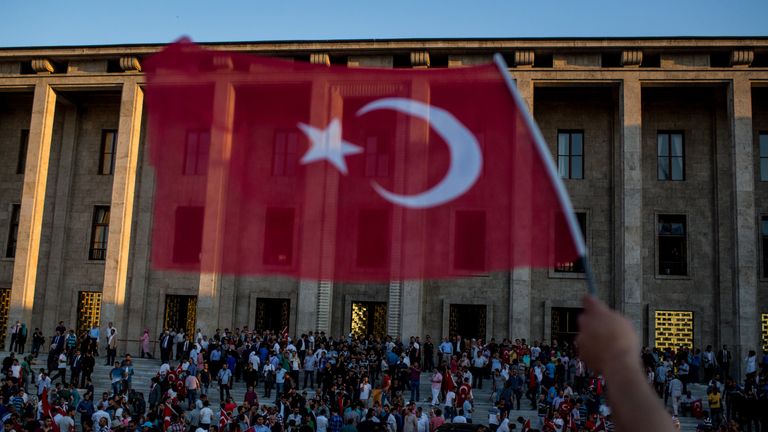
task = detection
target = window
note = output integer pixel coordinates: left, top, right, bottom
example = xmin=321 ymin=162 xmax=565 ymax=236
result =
xmin=16 ymin=130 xmax=29 ymax=175
xmin=364 ymin=136 xmax=390 ymax=178
xmin=183 ymin=130 xmax=210 ymax=176
xmin=657 ymin=132 xmax=685 ymax=181
xmin=173 ymin=206 xmax=204 ymax=264
xmin=5 ymin=204 xmax=20 ymax=258
xmin=272 ymin=131 xmax=299 ymax=176
xmin=555 ymin=212 xmax=586 ymax=273
xmin=453 ymin=210 xmax=486 ymax=272
xmin=658 ymin=214 xmax=687 ymax=276
xmin=89 ymin=206 xmax=110 ymax=260
xmin=98 ymin=130 xmax=117 ymax=175
xmin=263 ymin=208 xmax=294 ymax=265
xmin=762 ymin=216 xmax=768 ymax=278
xmin=760 ymin=133 xmax=768 ymax=182
xmin=356 ymin=209 xmax=390 ymax=268
xmin=557 ymin=130 xmax=584 ymax=179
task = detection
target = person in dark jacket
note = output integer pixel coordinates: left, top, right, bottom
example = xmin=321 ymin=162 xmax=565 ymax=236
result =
xmin=81 ymin=352 xmax=95 ymax=388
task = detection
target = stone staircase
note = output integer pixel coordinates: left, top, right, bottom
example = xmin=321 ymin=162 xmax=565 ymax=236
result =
xmin=5 ymin=352 xmax=708 ymax=431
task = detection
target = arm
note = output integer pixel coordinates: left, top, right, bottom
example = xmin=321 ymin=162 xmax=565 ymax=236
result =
xmin=576 ymin=295 xmax=674 ymax=432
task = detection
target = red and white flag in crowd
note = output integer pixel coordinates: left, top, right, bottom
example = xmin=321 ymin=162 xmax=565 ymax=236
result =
xmin=40 ymin=388 xmax=59 ymax=432
xmin=219 ymin=408 xmax=231 ymax=432
xmin=144 ymin=40 xmax=585 ymax=281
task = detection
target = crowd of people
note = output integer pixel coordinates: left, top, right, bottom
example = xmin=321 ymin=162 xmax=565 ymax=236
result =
xmin=0 ymin=307 xmax=760 ymax=432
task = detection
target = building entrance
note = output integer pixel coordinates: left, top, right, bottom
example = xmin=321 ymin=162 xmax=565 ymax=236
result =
xmin=351 ymin=301 xmax=387 ymax=338
xmin=255 ymin=298 xmax=290 ymax=334
xmin=163 ymin=295 xmax=197 ymax=337
xmin=449 ymin=304 xmax=487 ymax=341
xmin=551 ymin=307 xmax=582 ymax=346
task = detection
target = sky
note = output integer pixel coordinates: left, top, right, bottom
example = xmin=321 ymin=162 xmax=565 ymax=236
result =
xmin=0 ymin=0 xmax=766 ymax=47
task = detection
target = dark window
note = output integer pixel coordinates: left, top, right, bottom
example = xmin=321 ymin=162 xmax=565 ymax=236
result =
xmin=263 ymin=208 xmax=294 ymax=265
xmin=272 ymin=131 xmax=299 ymax=176
xmin=363 ymin=136 xmax=390 ymax=178
xmin=173 ymin=206 xmax=204 ymax=264
xmin=89 ymin=206 xmax=110 ymax=260
xmin=760 ymin=133 xmax=768 ymax=182
xmin=5 ymin=204 xmax=20 ymax=258
xmin=555 ymin=212 xmax=586 ymax=273
xmin=356 ymin=209 xmax=390 ymax=268
xmin=658 ymin=132 xmax=685 ymax=181
xmin=762 ymin=216 xmax=768 ymax=278
xmin=557 ymin=131 xmax=584 ymax=179
xmin=98 ymin=130 xmax=117 ymax=175
xmin=453 ymin=210 xmax=486 ymax=272
xmin=183 ymin=130 xmax=210 ymax=176
xmin=658 ymin=214 xmax=687 ymax=276
xmin=16 ymin=130 xmax=29 ymax=175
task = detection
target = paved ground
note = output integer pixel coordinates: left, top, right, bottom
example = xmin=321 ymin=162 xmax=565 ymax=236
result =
xmin=6 ymin=352 xmax=709 ymax=431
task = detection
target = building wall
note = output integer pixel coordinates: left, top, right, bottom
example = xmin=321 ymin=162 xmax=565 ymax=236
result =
xmin=0 ymin=93 xmax=32 ymax=288
xmin=0 ymin=40 xmax=765 ymax=371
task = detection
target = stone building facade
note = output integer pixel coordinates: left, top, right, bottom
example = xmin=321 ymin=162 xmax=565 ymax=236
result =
xmin=0 ymin=38 xmax=767 ymax=369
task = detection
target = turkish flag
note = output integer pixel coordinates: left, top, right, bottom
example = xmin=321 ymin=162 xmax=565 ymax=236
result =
xmin=144 ymin=40 xmax=584 ymax=281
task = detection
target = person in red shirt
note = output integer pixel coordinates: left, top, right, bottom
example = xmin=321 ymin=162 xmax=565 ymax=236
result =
xmin=429 ymin=408 xmax=445 ymax=432
xmin=441 ymin=366 xmax=455 ymax=396
xmin=381 ymin=373 xmax=392 ymax=406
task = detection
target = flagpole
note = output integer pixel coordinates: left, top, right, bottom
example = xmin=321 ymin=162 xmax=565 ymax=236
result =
xmin=493 ymin=53 xmax=596 ymax=297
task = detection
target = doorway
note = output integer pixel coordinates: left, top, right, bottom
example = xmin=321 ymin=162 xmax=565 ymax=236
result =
xmin=551 ymin=307 xmax=582 ymax=346
xmin=255 ymin=298 xmax=290 ymax=334
xmin=449 ymin=304 xmax=487 ymax=341
xmin=163 ymin=295 xmax=197 ymax=337
xmin=351 ymin=301 xmax=387 ymax=338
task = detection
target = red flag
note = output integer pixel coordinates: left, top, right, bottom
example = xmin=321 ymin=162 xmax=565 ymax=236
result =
xmin=162 ymin=404 xmax=172 ymax=431
xmin=219 ymin=408 xmax=230 ymax=432
xmin=144 ymin=40 xmax=584 ymax=281
xmin=40 ymin=388 xmax=59 ymax=432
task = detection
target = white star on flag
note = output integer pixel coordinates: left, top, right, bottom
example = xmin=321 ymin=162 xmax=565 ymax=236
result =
xmin=297 ymin=119 xmax=363 ymax=175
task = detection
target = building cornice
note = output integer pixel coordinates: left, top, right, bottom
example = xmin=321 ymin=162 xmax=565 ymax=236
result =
xmin=0 ymin=37 xmax=767 ymax=60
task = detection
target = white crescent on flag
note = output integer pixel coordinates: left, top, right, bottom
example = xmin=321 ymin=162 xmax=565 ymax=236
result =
xmin=357 ymin=97 xmax=483 ymax=209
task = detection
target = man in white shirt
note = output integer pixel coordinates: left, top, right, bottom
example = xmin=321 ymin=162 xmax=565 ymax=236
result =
xmin=497 ymin=412 xmax=511 ymax=432
xmin=444 ymin=390 xmax=456 ymax=420
xmin=199 ymin=401 xmax=213 ymax=430
xmin=316 ymin=411 xmax=329 ymax=432
xmin=91 ymin=408 xmax=111 ymax=426
xmin=416 ymin=407 xmax=429 ymax=432
xmin=359 ymin=377 xmax=372 ymax=406
xmin=452 ymin=409 xmax=467 ymax=424
xmin=58 ymin=407 xmax=76 ymax=432
xmin=249 ymin=351 xmax=261 ymax=370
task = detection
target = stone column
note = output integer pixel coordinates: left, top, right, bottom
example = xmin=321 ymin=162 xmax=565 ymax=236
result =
xmin=296 ymin=71 xmax=341 ymax=337
xmin=39 ymin=104 xmax=78 ymax=328
xmin=8 ymin=82 xmax=57 ymax=341
xmin=730 ymin=78 xmax=758 ymax=376
xmin=509 ymin=76 xmax=533 ymax=341
xmin=399 ymin=281 xmax=423 ymax=340
xmin=619 ymin=77 xmax=643 ymax=335
xmin=101 ymin=81 xmax=144 ymax=349
xmin=196 ymin=81 xmax=236 ymax=335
